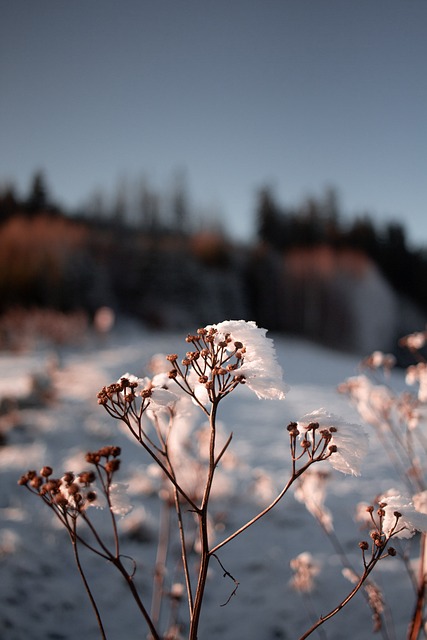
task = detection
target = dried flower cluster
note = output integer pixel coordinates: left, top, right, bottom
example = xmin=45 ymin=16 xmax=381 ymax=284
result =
xmin=19 ymin=319 xmax=427 ymax=640
xmin=19 ymin=446 xmax=122 ymax=517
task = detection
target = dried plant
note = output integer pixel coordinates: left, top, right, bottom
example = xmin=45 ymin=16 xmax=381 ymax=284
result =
xmin=338 ymin=327 xmax=427 ymax=640
xmin=19 ymin=320 xmax=427 ymax=639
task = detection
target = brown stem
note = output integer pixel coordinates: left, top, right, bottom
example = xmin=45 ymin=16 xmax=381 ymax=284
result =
xmin=189 ymin=401 xmax=218 ymax=640
xmin=407 ymin=533 xmax=427 ymax=640
xmin=113 ymin=557 xmax=161 ymax=640
xmin=151 ymin=494 xmax=171 ymax=628
xmin=209 ymin=458 xmax=319 ymax=556
xmin=299 ymin=546 xmax=387 ymax=640
xmin=69 ymin=522 xmax=108 ymax=640
xmin=172 ymin=483 xmax=194 ymax=617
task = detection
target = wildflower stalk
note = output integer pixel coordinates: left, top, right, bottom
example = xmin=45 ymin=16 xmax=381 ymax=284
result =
xmin=299 ymin=558 xmax=380 ymax=640
xmin=69 ymin=519 xmax=108 ymax=640
xmin=407 ymin=532 xmax=427 ymax=640
xmin=189 ymin=399 xmax=219 ymax=640
xmin=210 ymin=430 xmax=334 ymax=555
xmin=172 ymin=481 xmax=194 ymax=617
xmin=120 ymin=413 xmax=200 ymax=512
xmin=24 ymin=321 xmax=408 ymax=639
xmin=112 ymin=556 xmax=161 ymax=640
xmin=151 ymin=494 xmax=171 ymax=628
xmin=299 ymin=537 xmax=394 ymax=640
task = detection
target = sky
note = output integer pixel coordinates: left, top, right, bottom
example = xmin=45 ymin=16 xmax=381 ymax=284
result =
xmin=1 ymin=0 xmax=426 ymax=247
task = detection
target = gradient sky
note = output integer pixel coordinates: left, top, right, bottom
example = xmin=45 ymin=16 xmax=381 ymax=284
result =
xmin=1 ymin=0 xmax=426 ymax=246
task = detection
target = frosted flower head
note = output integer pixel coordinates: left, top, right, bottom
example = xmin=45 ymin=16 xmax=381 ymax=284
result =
xmin=413 ymin=490 xmax=427 ymax=515
xmin=379 ymin=491 xmax=427 ymax=539
xmin=203 ymin=320 xmax=288 ymax=400
xmin=289 ymin=552 xmax=321 ymax=593
xmin=58 ymin=472 xmax=102 ymax=511
xmin=361 ymin=351 xmax=396 ymax=372
xmin=118 ymin=372 xmax=145 ymax=387
xmin=109 ymin=482 xmax=133 ymax=516
xmin=97 ymin=373 xmax=179 ymax=419
xmin=396 ymin=392 xmax=424 ymax=430
xmin=298 ymin=409 xmax=368 ymax=476
xmin=406 ymin=363 xmax=427 ymax=403
xmin=294 ymin=469 xmax=333 ymax=532
xmin=338 ymin=375 xmax=393 ymax=429
xmin=19 ymin=465 xmax=101 ymax=515
xmin=355 ymin=501 xmax=376 ymax=529
xmin=121 ymin=373 xmax=179 ymax=409
xmin=400 ymin=329 xmax=427 ymax=351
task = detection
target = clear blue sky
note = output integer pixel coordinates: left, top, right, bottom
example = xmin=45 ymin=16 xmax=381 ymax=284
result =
xmin=1 ymin=1 xmax=426 ymax=246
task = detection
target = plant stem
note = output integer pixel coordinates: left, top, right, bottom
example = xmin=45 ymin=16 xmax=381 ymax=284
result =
xmin=69 ymin=523 xmax=108 ymax=640
xmin=151 ymin=492 xmax=171 ymax=627
xmin=173 ymin=482 xmax=194 ymax=617
xmin=188 ymin=401 xmax=218 ymax=640
xmin=210 ymin=460 xmax=314 ymax=556
xmin=298 ymin=548 xmax=386 ymax=640
xmin=114 ymin=557 xmax=161 ymax=640
xmin=407 ymin=532 xmax=427 ymax=640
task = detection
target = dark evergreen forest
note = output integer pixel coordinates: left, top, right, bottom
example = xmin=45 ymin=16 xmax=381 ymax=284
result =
xmin=1 ymin=172 xmax=425 ymax=354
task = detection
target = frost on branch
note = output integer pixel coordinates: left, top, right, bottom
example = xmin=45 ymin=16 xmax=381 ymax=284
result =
xmin=405 ymin=362 xmax=427 ymax=403
xmin=378 ymin=491 xmax=427 ymax=539
xmin=289 ymin=552 xmax=321 ymax=593
xmin=294 ymin=469 xmax=333 ymax=532
xmin=203 ymin=320 xmax=288 ymax=400
xmin=297 ymin=409 xmax=367 ymax=476
xmin=337 ymin=375 xmax=394 ymax=431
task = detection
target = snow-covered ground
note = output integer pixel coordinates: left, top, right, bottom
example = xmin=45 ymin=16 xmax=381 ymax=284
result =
xmin=0 ymin=322 xmax=417 ymax=639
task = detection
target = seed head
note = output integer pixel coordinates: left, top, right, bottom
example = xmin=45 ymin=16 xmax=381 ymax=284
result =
xmin=30 ymin=476 xmax=43 ymax=489
xmin=105 ymin=459 xmax=121 ymax=473
xmin=79 ymin=471 xmax=96 ymax=485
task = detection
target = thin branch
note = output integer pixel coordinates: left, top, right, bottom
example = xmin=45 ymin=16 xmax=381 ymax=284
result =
xmin=211 ymin=553 xmax=240 ymax=606
xmin=298 ymin=551 xmax=384 ymax=640
xmin=69 ymin=522 xmax=108 ymax=640
xmin=209 ymin=457 xmax=322 ymax=556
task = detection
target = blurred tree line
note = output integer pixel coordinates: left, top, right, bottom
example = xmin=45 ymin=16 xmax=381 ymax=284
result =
xmin=0 ymin=171 xmax=425 ymax=353
xmin=256 ymin=186 xmax=427 ymax=311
